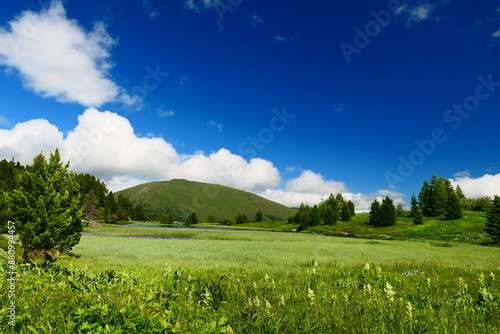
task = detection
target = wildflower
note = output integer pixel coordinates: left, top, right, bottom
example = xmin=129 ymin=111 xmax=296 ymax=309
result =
xmin=226 ymin=325 xmax=235 ymax=334
xmin=384 ymin=282 xmax=395 ymax=301
xmin=265 ymin=300 xmax=272 ymax=316
xmin=490 ymin=272 xmax=495 ymax=281
xmin=479 ymin=273 xmax=485 ymax=287
xmin=364 ymin=263 xmax=370 ymax=271
xmin=253 ymin=295 xmax=261 ymax=307
xmin=280 ymin=295 xmax=286 ymax=306
xmin=406 ymin=301 xmax=413 ymax=318
xmin=253 ymin=281 xmax=258 ymax=290
xmin=202 ymin=288 xmax=212 ymax=308
xmin=363 ymin=283 xmax=372 ymax=294
xmin=376 ymin=266 xmax=382 ymax=278
xmin=458 ymin=277 xmax=468 ymax=291
xmin=307 ymin=288 xmax=315 ymax=303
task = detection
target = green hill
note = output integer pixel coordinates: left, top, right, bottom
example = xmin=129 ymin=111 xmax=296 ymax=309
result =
xmin=116 ymin=179 xmax=296 ymax=222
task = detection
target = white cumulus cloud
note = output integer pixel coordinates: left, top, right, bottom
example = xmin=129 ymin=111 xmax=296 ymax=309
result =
xmin=0 ymin=108 xmax=281 ymax=193
xmin=0 ymin=1 xmax=137 ymax=108
xmin=450 ymin=174 xmax=500 ymax=198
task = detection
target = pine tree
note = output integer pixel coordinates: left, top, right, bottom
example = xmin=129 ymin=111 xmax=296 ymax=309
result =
xmin=185 ymin=212 xmax=199 ymax=225
xmin=132 ymin=204 xmax=148 ymax=221
xmin=419 ymin=180 xmax=432 ymax=216
xmin=106 ymin=192 xmax=117 ymax=215
xmin=455 ymin=185 xmax=465 ymax=200
xmin=430 ymin=175 xmax=448 ymax=216
xmin=379 ymin=196 xmax=396 ymax=227
xmin=311 ymin=205 xmax=321 ymax=226
xmin=347 ymin=200 xmax=355 ymax=217
xmin=206 ymin=214 xmax=216 ymax=224
xmin=369 ymin=200 xmax=381 ymax=226
xmin=254 ymin=211 xmax=264 ymax=222
xmin=396 ymin=203 xmax=405 ymax=217
xmin=10 ymin=149 xmax=82 ymax=263
xmin=485 ymin=196 xmax=500 ymax=243
xmin=445 ymin=192 xmax=463 ymax=220
xmin=235 ymin=213 xmax=249 ymax=225
xmin=410 ymin=194 xmax=423 ymax=225
xmin=341 ymin=202 xmax=351 ymax=221
xmin=116 ymin=194 xmax=133 ymax=221
xmin=319 ymin=203 xmax=336 ymax=225
xmin=410 ymin=194 xmax=417 ymax=217
xmin=82 ymin=190 xmax=99 ymax=224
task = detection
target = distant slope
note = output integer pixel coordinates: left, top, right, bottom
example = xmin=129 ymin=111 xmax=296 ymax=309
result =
xmin=116 ymin=179 xmax=296 ymax=221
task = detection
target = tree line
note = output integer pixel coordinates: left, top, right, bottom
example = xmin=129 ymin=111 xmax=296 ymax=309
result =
xmin=287 ymin=193 xmax=356 ymax=231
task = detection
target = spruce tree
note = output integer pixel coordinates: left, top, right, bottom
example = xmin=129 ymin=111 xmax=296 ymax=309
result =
xmin=396 ymin=203 xmax=405 ymax=217
xmin=455 ymin=185 xmax=465 ymax=200
xmin=410 ymin=194 xmax=423 ymax=225
xmin=445 ymin=192 xmax=463 ymax=220
xmin=347 ymin=200 xmax=355 ymax=217
xmin=185 ymin=212 xmax=199 ymax=225
xmin=341 ymin=202 xmax=351 ymax=221
xmin=319 ymin=203 xmax=336 ymax=225
xmin=311 ymin=205 xmax=321 ymax=226
xmin=255 ymin=211 xmax=264 ymax=222
xmin=10 ymin=149 xmax=82 ymax=263
xmin=369 ymin=200 xmax=381 ymax=226
xmin=206 ymin=214 xmax=216 ymax=224
xmin=485 ymin=196 xmax=500 ymax=243
xmin=82 ymin=190 xmax=99 ymax=223
xmin=430 ymin=175 xmax=448 ymax=216
xmin=419 ymin=180 xmax=432 ymax=216
xmin=379 ymin=196 xmax=396 ymax=227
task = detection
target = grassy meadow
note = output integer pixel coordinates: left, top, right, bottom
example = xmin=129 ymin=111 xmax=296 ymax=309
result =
xmin=2 ymin=223 xmax=500 ymax=333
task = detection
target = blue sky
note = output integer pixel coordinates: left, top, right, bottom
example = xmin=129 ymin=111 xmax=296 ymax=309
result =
xmin=0 ymin=0 xmax=499 ymax=210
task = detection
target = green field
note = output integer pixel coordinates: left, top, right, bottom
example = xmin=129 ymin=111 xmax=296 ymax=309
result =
xmin=2 ymin=226 xmax=500 ymax=333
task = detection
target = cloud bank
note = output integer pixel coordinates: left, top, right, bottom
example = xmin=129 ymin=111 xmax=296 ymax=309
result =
xmin=450 ymin=174 xmax=500 ymax=199
xmin=0 ymin=108 xmax=408 ymax=211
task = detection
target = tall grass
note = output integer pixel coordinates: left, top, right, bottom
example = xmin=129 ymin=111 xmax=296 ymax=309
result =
xmin=1 ymin=260 xmax=499 ymax=333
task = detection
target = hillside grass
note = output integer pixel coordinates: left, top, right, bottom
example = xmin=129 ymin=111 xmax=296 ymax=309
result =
xmin=116 ymin=179 xmax=296 ymax=222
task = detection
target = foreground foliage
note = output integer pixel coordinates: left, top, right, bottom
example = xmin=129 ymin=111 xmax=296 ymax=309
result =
xmin=1 ymin=259 xmax=499 ymax=333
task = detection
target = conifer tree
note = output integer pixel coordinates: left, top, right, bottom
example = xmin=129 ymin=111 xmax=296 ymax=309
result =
xmin=410 ymin=194 xmax=423 ymax=225
xmin=419 ymin=180 xmax=432 ymax=216
xmin=347 ymin=200 xmax=355 ymax=217
xmin=185 ymin=212 xmax=199 ymax=225
xmin=485 ymin=196 xmax=500 ymax=243
xmin=10 ymin=149 xmax=82 ymax=263
xmin=82 ymin=190 xmax=98 ymax=223
xmin=430 ymin=175 xmax=448 ymax=216
xmin=396 ymin=203 xmax=405 ymax=217
xmin=369 ymin=200 xmax=381 ymax=226
xmin=341 ymin=202 xmax=351 ymax=221
xmin=455 ymin=185 xmax=465 ymax=200
xmin=254 ymin=211 xmax=264 ymax=222
xmin=445 ymin=191 xmax=463 ymax=220
xmin=379 ymin=196 xmax=397 ymax=227
xmin=206 ymin=214 xmax=216 ymax=224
